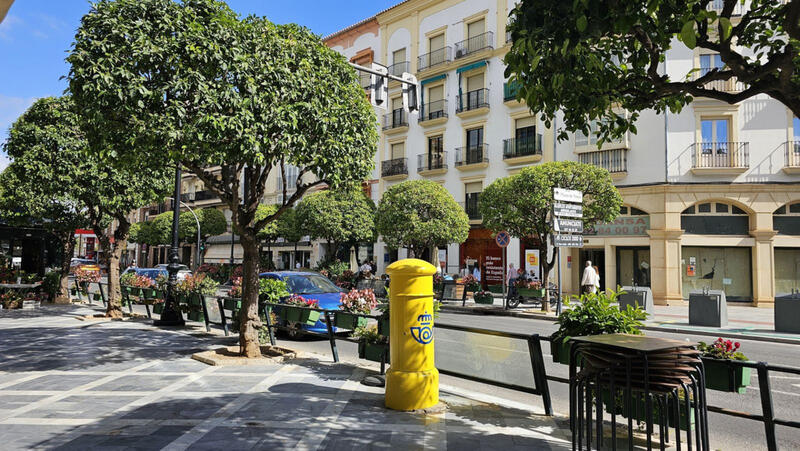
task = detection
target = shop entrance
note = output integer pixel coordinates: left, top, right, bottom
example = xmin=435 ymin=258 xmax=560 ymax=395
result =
xmin=617 ymin=247 xmax=651 ymax=287
xmin=579 ymin=249 xmax=605 ymax=292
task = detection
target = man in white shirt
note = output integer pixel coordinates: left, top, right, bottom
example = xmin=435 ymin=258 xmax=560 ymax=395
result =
xmin=581 ymin=260 xmax=599 ymax=294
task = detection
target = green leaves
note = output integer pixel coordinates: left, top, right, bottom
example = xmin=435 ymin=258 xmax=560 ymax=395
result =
xmin=719 ymin=17 xmax=732 ymax=41
xmin=680 ymin=21 xmax=696 ymax=48
xmin=576 ymin=15 xmax=588 ymax=32
xmin=296 ymin=188 xmax=376 ymax=246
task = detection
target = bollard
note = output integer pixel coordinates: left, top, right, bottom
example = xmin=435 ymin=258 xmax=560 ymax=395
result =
xmin=385 ymin=258 xmax=439 ymax=411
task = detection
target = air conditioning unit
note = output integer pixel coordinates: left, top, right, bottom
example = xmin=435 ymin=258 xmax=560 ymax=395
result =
xmin=455 ymin=49 xmax=465 ymax=59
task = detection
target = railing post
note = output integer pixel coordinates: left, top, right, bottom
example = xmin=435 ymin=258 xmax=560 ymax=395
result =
xmin=324 ymin=310 xmax=339 ymax=363
xmin=217 ymin=298 xmax=230 ymax=337
xmin=757 ymin=362 xmax=778 ymax=451
xmin=262 ymin=302 xmax=276 ymax=346
xmin=528 ymin=334 xmax=553 ymax=416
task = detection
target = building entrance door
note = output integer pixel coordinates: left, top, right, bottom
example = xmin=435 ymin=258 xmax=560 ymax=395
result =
xmin=579 ymin=249 xmax=605 ymax=292
xmin=617 ymin=247 xmax=651 ymax=287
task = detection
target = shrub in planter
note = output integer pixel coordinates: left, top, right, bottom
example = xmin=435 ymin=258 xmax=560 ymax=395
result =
xmin=698 ymin=338 xmax=751 ymax=393
xmin=473 ymin=290 xmax=494 ymax=305
xmin=279 ymin=295 xmax=321 ymax=326
xmin=0 ymin=292 xmax=23 ymax=309
xmin=336 ymin=289 xmax=377 ymax=329
xmin=550 ymin=289 xmax=647 ymax=365
xmin=228 ymin=277 xmax=242 ymax=299
xmin=433 ymin=273 xmax=444 ymax=294
xmin=515 ymin=279 xmax=544 ymax=297
xmin=461 ymin=274 xmax=480 ymax=292
xmin=353 ymin=325 xmax=389 ymax=363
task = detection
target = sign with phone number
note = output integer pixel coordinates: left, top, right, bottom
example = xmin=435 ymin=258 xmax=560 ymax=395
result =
xmin=585 ymin=216 xmax=650 ymax=237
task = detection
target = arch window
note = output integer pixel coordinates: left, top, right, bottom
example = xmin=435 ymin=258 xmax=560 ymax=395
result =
xmin=774 ymin=202 xmax=800 ymax=235
xmin=681 ymin=202 xmax=749 ymax=235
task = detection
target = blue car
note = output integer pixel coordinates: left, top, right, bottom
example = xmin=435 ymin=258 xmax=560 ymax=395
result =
xmin=259 ymin=271 xmax=345 ymax=334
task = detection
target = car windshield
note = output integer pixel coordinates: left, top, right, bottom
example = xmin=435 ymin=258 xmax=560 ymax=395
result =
xmin=282 ymin=274 xmax=342 ymax=294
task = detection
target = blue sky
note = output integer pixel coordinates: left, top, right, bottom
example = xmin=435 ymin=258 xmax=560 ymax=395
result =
xmin=0 ymin=0 xmax=397 ymax=169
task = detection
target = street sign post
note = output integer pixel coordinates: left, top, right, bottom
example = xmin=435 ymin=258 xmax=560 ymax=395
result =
xmin=554 ymin=234 xmax=584 ymax=247
xmin=552 ymin=188 xmax=584 ymax=315
xmin=495 ymin=231 xmax=510 ymax=248
xmin=496 ymin=231 xmax=510 ymax=308
xmin=554 ymin=218 xmax=583 ymax=234
xmin=553 ymin=202 xmax=583 ymax=218
xmin=554 ymin=188 xmax=583 ymax=203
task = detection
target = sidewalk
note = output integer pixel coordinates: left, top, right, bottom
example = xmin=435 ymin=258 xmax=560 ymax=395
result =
xmin=441 ymin=297 xmax=800 ymax=344
xmin=0 ymin=304 xmax=571 ymax=450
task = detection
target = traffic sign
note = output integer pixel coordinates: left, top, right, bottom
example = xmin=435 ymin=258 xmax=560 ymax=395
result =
xmin=554 ymin=188 xmax=582 ymax=203
xmin=554 ymin=234 xmax=584 ymax=248
xmin=553 ymin=202 xmax=583 ymax=218
xmin=495 ymin=231 xmax=510 ymax=248
xmin=554 ymin=218 xmax=583 ymax=234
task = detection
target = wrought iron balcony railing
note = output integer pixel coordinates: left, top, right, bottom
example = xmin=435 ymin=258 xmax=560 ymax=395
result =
xmin=381 ymin=158 xmax=408 ymax=178
xmin=578 ymin=148 xmax=629 ymax=173
xmin=418 ymin=47 xmax=452 ymax=71
xmin=388 ymin=61 xmax=409 ymax=77
xmin=456 ymin=88 xmax=489 ymax=113
xmin=786 ymin=141 xmax=800 ymax=168
xmin=419 ymin=99 xmax=448 ymax=123
xmin=692 ymin=142 xmax=749 ymax=169
xmin=462 ymin=195 xmax=481 ymax=220
xmin=503 ymin=81 xmax=521 ymax=102
xmin=503 ymin=135 xmax=543 ymax=159
xmin=454 ymin=31 xmax=494 ymax=59
xmin=382 ymin=109 xmax=408 ymax=130
xmin=417 ymin=152 xmax=448 ymax=172
xmin=455 ymin=145 xmax=489 ymax=166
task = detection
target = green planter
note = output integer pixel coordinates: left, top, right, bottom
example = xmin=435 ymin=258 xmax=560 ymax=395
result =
xmin=358 ymin=341 xmax=389 ymax=363
xmin=378 ymin=314 xmax=390 ymax=335
xmin=90 ymin=293 xmax=101 ymax=302
xmin=550 ymin=339 xmax=579 ymax=365
xmin=153 ymin=303 xmax=164 ymax=314
xmin=518 ymin=288 xmax=545 ymax=298
xmin=602 ymin=390 xmax=695 ymax=431
xmin=188 ymin=311 xmax=204 ymax=322
xmin=142 ymin=288 xmax=158 ymax=299
xmin=474 ymin=293 xmax=495 ymax=305
xmin=702 ymin=358 xmax=751 ymax=394
xmin=335 ymin=312 xmax=368 ymax=330
xmin=224 ymin=298 xmax=241 ymax=311
xmin=487 ymin=284 xmax=504 ymax=294
xmin=70 ymin=288 xmax=77 ymax=296
xmin=280 ymin=306 xmax=321 ymax=326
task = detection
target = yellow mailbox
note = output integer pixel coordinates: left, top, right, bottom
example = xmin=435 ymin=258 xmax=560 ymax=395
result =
xmin=385 ymin=258 xmax=439 ymax=411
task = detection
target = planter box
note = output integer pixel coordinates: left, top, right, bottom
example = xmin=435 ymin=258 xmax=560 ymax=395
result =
xmin=335 ymin=312 xmax=368 ymax=330
xmin=602 ymin=390 xmax=695 ymax=430
xmin=280 ymin=306 xmax=321 ymax=326
xmin=358 ymin=341 xmax=389 ymax=363
xmin=619 ymin=286 xmax=654 ymax=315
xmin=689 ymin=290 xmax=727 ymax=327
xmin=551 ymin=339 xmax=573 ymax=365
xmin=518 ymin=288 xmax=545 ymax=298
xmin=487 ymin=284 xmax=504 ymax=294
xmin=378 ymin=314 xmax=390 ymax=335
xmin=702 ymin=358 xmax=751 ymax=394
xmin=474 ymin=294 xmax=495 ymax=305
xmin=142 ymin=288 xmax=159 ymax=299
xmin=188 ymin=311 xmax=204 ymax=322
xmin=153 ymin=303 xmax=164 ymax=314
xmin=775 ymin=295 xmax=800 ymax=333
xmin=224 ymin=298 xmax=241 ymax=311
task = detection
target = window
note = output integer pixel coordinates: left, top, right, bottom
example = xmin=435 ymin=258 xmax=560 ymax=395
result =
xmin=699 ymin=53 xmax=724 ymax=76
xmin=794 ymin=117 xmax=800 ymax=141
xmin=393 ymin=48 xmax=406 ymax=65
xmin=429 ymin=33 xmax=444 ymax=53
xmin=428 ymin=136 xmax=443 ymax=156
xmin=619 ymin=206 xmax=648 ymax=216
xmin=467 ymin=19 xmax=485 ymax=39
xmin=466 ymin=73 xmax=484 ymax=92
xmin=700 ymin=118 xmax=730 ymax=153
xmin=390 ymin=142 xmax=405 ymax=160
xmin=426 ymin=85 xmax=445 ymax=118
xmin=774 ymin=202 xmax=800 ymax=235
xmin=681 ymin=202 xmax=748 ymax=235
xmin=576 ymin=120 xmax=600 ymax=146
xmin=428 ymin=85 xmax=444 ymax=103
xmin=465 ymin=182 xmax=482 ymax=219
xmin=390 ymin=48 xmax=407 ymax=76
xmin=515 ymin=117 xmax=536 ymax=140
xmin=277 ymin=165 xmax=299 ymax=191
xmin=466 ymin=127 xmax=483 ymax=150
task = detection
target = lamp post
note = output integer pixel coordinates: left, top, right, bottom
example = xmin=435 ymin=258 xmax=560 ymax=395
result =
xmin=165 ymin=197 xmax=201 ymax=272
xmin=154 ymin=166 xmax=186 ymax=327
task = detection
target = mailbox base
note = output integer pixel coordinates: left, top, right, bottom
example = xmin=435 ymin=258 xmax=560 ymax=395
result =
xmin=385 ymin=367 xmax=439 ymax=411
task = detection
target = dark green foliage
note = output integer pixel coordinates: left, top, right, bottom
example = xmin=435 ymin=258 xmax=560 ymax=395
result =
xmin=551 ymin=289 xmax=648 ymax=346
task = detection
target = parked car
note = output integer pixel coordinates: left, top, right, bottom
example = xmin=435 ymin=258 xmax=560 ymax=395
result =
xmin=69 ymin=258 xmax=100 ymax=274
xmin=121 ymin=266 xmax=192 ymax=282
xmin=259 ymin=271 xmax=344 ymax=335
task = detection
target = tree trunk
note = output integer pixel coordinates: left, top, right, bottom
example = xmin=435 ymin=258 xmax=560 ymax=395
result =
xmin=238 ymin=230 xmax=262 ymax=358
xmin=541 ymin=243 xmax=553 ymax=312
xmin=55 ymin=233 xmax=75 ymax=304
xmin=105 ymin=238 xmax=126 ymax=318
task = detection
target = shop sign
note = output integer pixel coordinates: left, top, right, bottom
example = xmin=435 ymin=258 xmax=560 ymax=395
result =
xmin=555 ymin=218 xmax=583 ymax=233
xmin=554 ymin=234 xmax=584 ymax=247
xmin=525 ymin=249 xmax=541 ymax=280
xmin=484 ymin=252 xmax=503 ymax=285
xmin=585 ymin=216 xmax=650 ymax=236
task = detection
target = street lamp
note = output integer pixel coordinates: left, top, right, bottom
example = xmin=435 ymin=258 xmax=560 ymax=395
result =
xmin=154 ymin=166 xmax=185 ymax=327
xmin=165 ymin=197 xmax=201 ymax=272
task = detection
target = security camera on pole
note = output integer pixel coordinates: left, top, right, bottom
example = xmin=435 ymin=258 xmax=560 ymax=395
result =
xmin=552 ymin=187 xmax=584 ymax=315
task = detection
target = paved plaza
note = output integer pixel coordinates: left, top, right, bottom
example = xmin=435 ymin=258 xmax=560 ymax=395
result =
xmin=0 ymin=305 xmax=571 ymax=450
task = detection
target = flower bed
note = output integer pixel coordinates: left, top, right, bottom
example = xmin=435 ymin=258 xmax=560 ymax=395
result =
xmin=515 ymin=279 xmax=544 ymax=297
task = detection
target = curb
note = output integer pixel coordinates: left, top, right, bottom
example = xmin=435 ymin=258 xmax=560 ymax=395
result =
xmin=440 ymin=305 xmax=800 ymax=346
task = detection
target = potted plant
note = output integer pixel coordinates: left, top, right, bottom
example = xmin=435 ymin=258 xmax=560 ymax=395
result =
xmin=0 ymin=292 xmax=23 ymax=309
xmin=279 ymin=294 xmax=321 ymax=326
xmin=353 ymin=325 xmax=389 ymax=363
xmin=224 ymin=277 xmax=243 ymax=311
xmin=461 ymin=274 xmax=480 ymax=292
xmin=698 ymin=338 xmax=751 ymax=393
xmin=550 ymin=289 xmax=647 ymax=365
xmin=473 ymin=290 xmax=494 ymax=305
xmin=175 ymin=273 xmax=219 ymax=322
xmin=75 ymin=267 xmax=100 ymax=295
xmin=336 ymin=288 xmax=377 ymax=329
xmin=433 ymin=273 xmax=444 ymax=294
xmin=515 ymin=279 xmax=544 ymax=297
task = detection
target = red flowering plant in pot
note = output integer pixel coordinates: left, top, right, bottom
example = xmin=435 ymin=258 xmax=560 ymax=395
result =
xmin=515 ymin=279 xmax=544 ymax=297
xmin=279 ymin=294 xmax=321 ymax=325
xmin=336 ymin=289 xmax=377 ymax=330
xmin=461 ymin=274 xmax=480 ymax=292
xmin=698 ymin=338 xmax=751 ymax=394
xmin=473 ymin=290 xmax=494 ymax=305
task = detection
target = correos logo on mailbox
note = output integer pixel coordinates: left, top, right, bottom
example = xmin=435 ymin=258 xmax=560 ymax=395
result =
xmin=410 ymin=311 xmax=433 ymax=345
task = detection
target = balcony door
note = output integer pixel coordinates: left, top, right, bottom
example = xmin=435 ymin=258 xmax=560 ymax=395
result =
xmin=427 ymin=85 xmax=444 ymax=119
xmin=465 ymin=73 xmax=484 ymax=109
xmin=515 ymin=117 xmax=536 ymax=156
xmin=466 ymin=127 xmax=483 ymax=164
xmin=465 ymin=182 xmax=482 ymax=220
xmin=428 ymin=136 xmax=443 ymax=170
xmin=701 ymin=118 xmax=729 ymax=154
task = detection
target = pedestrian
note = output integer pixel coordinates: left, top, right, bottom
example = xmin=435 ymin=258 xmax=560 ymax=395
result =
xmin=459 ymin=263 xmax=469 ymax=278
xmin=295 ymin=261 xmax=301 ymax=270
xmin=472 ymin=263 xmax=481 ymax=282
xmin=359 ymin=260 xmax=371 ymax=274
xmin=369 ymin=260 xmax=376 ymax=274
xmin=507 ymin=263 xmax=518 ymax=297
xmin=581 ymin=260 xmax=599 ymax=294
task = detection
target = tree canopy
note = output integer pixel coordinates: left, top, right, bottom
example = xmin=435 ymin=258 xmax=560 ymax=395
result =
xmin=376 ymin=180 xmax=469 ymax=258
xmin=296 ymin=188 xmax=375 ymax=255
xmin=505 ymin=0 xmax=800 ymax=142
xmin=479 ymin=161 xmax=622 ymax=310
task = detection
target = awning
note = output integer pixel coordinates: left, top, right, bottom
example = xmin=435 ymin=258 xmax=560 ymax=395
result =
xmin=456 ymin=60 xmax=487 ymax=74
xmin=204 ymin=243 xmax=243 ymax=263
xmin=420 ymin=74 xmax=447 ymax=85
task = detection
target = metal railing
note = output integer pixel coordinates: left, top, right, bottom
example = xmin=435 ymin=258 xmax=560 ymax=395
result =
xmin=578 ymin=148 xmax=629 ymax=173
xmin=503 ymin=135 xmax=543 ymax=159
xmin=419 ymin=99 xmax=448 ymax=122
xmin=382 ymin=109 xmax=408 ymax=130
xmin=454 ymin=31 xmax=494 ymax=59
xmin=504 ymin=81 xmax=520 ymax=101
xmin=456 ymin=88 xmax=489 ymax=113
xmin=388 ymin=61 xmax=409 ymax=77
xmin=455 ymin=144 xmax=489 ymax=166
xmin=381 ymin=158 xmax=408 ymax=177
xmin=359 ymin=71 xmax=372 ymax=90
xmin=692 ymin=142 xmax=749 ymax=169
xmin=418 ymin=46 xmax=452 ymax=70
xmin=785 ymin=141 xmax=800 ymax=167
xmin=417 ymin=152 xmax=448 ymax=172
xmin=694 ymin=67 xmax=745 ymax=92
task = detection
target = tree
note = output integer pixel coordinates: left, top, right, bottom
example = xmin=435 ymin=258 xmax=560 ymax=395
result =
xmin=0 ymin=96 xmax=170 ymax=316
xmin=179 ymin=208 xmax=226 ymax=265
xmin=67 ymin=0 xmax=377 ymax=356
xmin=479 ymin=161 xmax=622 ymax=311
xmin=296 ymin=188 xmax=375 ymax=263
xmin=376 ymin=180 xmax=469 ymax=260
xmin=505 ymin=0 xmax=800 ymax=142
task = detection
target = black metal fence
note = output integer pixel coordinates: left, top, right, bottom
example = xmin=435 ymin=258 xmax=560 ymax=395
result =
xmin=455 ymin=31 xmax=494 ymax=59
xmin=418 ymin=47 xmax=452 ymax=70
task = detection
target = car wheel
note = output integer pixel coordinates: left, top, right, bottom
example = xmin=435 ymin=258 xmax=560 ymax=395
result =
xmin=284 ymin=321 xmax=302 ymax=338
xmin=507 ymin=296 xmax=521 ymax=309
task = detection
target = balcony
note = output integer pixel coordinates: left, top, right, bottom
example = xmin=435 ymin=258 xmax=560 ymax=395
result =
xmin=693 ymin=67 xmax=745 ymax=92
xmin=382 ymin=109 xmax=408 ymax=134
xmin=456 ymin=88 xmax=489 ymax=118
xmin=417 ymin=152 xmax=448 ymax=175
xmin=454 ymin=31 xmax=494 ymax=60
xmin=463 ymin=195 xmax=481 ymax=220
xmin=381 ymin=158 xmax=408 ymax=180
xmin=388 ymin=61 xmax=409 ymax=77
xmin=503 ymin=81 xmax=521 ymax=103
xmin=691 ymin=142 xmax=749 ymax=175
xmin=578 ymin=148 xmax=629 ymax=178
xmin=784 ymin=141 xmax=800 ymax=174
xmin=455 ymin=145 xmax=489 ymax=170
xmin=418 ymin=47 xmax=452 ymax=71
xmin=503 ymin=135 xmax=543 ymax=164
xmin=418 ymin=99 xmax=448 ymax=125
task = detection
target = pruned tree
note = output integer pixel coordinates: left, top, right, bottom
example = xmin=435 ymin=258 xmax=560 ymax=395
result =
xmin=296 ymin=188 xmax=375 ymax=263
xmin=505 ymin=0 xmax=800 ymax=141
xmin=67 ymin=0 xmax=377 ymax=356
xmin=479 ymin=161 xmax=622 ymax=311
xmin=375 ymin=180 xmax=469 ymax=260
xmin=179 ymin=208 xmax=226 ymax=265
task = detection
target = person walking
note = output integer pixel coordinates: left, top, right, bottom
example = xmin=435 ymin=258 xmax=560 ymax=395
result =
xmin=581 ymin=260 xmax=599 ymax=294
xmin=472 ymin=263 xmax=481 ymax=282
xmin=507 ymin=263 xmax=518 ymax=298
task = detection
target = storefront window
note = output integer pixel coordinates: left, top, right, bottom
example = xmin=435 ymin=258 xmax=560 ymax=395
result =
xmin=681 ymin=246 xmax=752 ymax=302
xmin=617 ymin=247 xmax=650 ymax=287
xmin=681 ymin=202 xmax=748 ymax=235
xmin=775 ymin=248 xmax=800 ymax=296
xmin=774 ymin=202 xmax=800 ymax=235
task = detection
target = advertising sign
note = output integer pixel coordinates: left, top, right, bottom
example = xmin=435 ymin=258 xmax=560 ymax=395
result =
xmin=484 ymin=250 xmax=503 ymax=285
xmin=525 ymin=249 xmax=541 ymax=281
xmin=585 ymin=216 xmax=650 ymax=236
